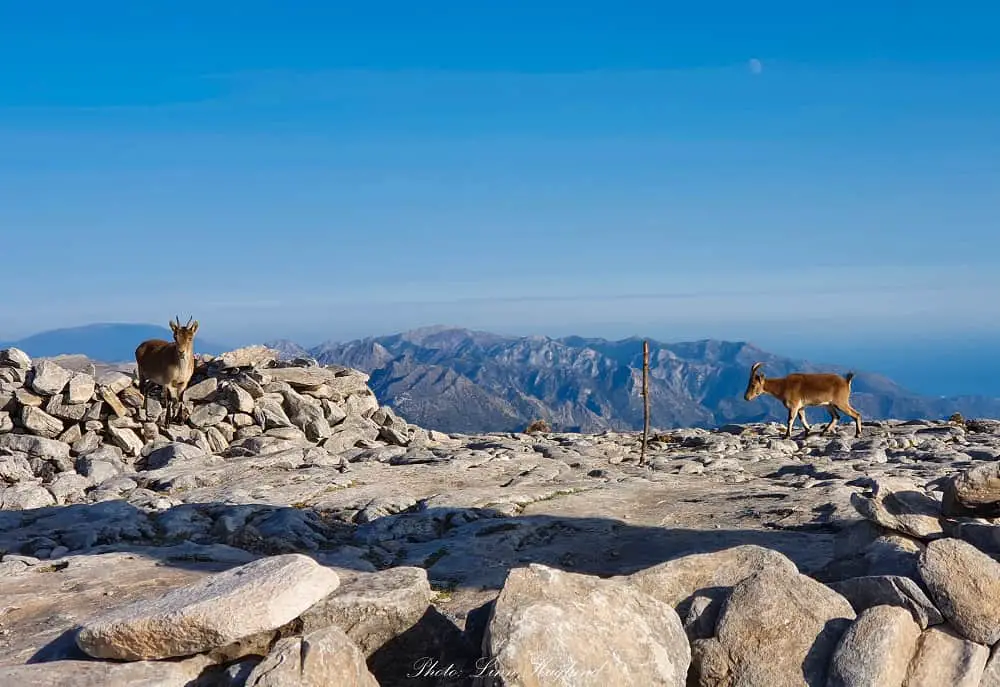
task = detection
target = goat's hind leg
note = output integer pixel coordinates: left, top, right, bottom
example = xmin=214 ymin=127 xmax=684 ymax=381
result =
xmin=821 ymin=405 xmax=840 ymax=435
xmin=797 ymin=408 xmax=812 ymax=436
xmin=838 ymin=402 xmax=863 ymax=437
xmin=137 ymin=371 xmax=148 ymax=414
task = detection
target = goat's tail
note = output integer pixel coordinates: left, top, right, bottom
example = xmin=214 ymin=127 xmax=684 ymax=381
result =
xmin=844 ymin=372 xmax=855 ymax=385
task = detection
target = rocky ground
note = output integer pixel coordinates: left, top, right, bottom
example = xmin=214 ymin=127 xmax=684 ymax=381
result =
xmin=3 ymin=345 xmax=1000 ymax=685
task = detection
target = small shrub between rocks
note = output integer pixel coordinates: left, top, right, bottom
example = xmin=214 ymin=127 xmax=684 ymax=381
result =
xmin=525 ymin=419 xmax=551 ymax=434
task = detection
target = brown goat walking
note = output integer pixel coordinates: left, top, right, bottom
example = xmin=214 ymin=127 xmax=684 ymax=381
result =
xmin=135 ymin=316 xmax=199 ymax=426
xmin=743 ymin=361 xmax=863 ymax=439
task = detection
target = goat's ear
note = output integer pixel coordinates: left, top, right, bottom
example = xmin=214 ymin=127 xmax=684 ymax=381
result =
xmin=190 ymin=320 xmax=199 ymax=334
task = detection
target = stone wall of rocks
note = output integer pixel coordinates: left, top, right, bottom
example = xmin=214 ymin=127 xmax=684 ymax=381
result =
xmin=0 ymin=345 xmax=443 ymax=509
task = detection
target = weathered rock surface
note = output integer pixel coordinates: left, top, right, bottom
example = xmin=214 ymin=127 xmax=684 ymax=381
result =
xmin=828 ymin=575 xmax=943 ymax=629
xmin=0 ymin=548 xmax=252 ymax=667
xmin=625 ymin=544 xmax=799 ymax=613
xmin=482 ymin=563 xmax=690 ymax=686
xmin=298 ymin=565 xmax=433 ymax=656
xmin=918 ymin=537 xmax=1000 ymax=645
xmin=245 ymin=624 xmax=379 ymax=687
xmin=75 ymin=553 xmax=341 ymax=660
xmin=850 ymin=477 xmax=945 ymax=539
xmin=981 ymin=647 xmax=1000 ymax=687
xmin=827 ymin=604 xmax=922 ymax=687
xmin=29 ymin=360 xmax=75 ymax=396
xmin=692 ymin=565 xmax=856 ymax=686
xmin=0 ymin=655 xmax=213 ymax=686
xmin=903 ymin=625 xmax=988 ymax=687
xmin=942 ymin=461 xmax=1000 ymax=517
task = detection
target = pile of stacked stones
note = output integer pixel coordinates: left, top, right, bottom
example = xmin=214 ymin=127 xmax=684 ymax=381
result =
xmin=0 ymin=345 xmax=430 ymax=509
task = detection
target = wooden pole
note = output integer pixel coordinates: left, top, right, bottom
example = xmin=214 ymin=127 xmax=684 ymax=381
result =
xmin=640 ymin=339 xmax=650 ymax=466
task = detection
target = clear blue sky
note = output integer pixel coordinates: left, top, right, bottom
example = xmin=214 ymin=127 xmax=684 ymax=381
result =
xmin=1 ymin=2 xmax=998 ymax=366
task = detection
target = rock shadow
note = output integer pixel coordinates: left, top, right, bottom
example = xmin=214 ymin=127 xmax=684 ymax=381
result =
xmin=0 ymin=497 xmax=846 ymax=585
xmin=3 ymin=498 xmax=861 ymax=686
xmin=350 ymin=504 xmax=841 ymax=592
xmin=0 ymin=498 xmax=360 ymax=573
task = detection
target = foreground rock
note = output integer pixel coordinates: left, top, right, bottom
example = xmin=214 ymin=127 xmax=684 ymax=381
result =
xmin=245 ymin=625 xmax=379 ymax=687
xmin=482 ymin=563 xmax=690 ymax=686
xmin=0 ymin=547 xmax=250 ymax=667
xmin=828 ymin=575 xmax=943 ymax=629
xmin=0 ymin=655 xmax=212 ymax=687
xmin=826 ymin=605 xmax=921 ymax=687
xmin=903 ymin=625 xmax=989 ymax=687
xmin=942 ymin=461 xmax=1000 ymax=517
xmin=76 ymin=553 xmax=341 ymax=660
xmin=298 ymin=565 xmax=433 ymax=656
xmin=692 ymin=565 xmax=856 ymax=686
xmin=849 ymin=477 xmax=945 ymax=540
xmin=918 ymin=538 xmax=1000 ymax=645
xmin=625 ymin=544 xmax=799 ymax=624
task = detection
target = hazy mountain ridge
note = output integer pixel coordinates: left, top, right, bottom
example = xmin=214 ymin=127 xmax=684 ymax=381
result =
xmin=267 ymin=327 xmax=1000 ymax=433
xmin=0 ymin=323 xmax=229 ymax=362
xmin=6 ymin=323 xmax=999 ymax=433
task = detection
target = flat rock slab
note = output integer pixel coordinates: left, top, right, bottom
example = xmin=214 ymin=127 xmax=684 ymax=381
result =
xmin=828 ymin=575 xmax=944 ymax=629
xmin=76 ymin=553 xmax=341 ymax=660
xmin=0 ymin=655 xmax=212 ymax=686
xmin=483 ymin=562 xmax=691 ymax=686
xmin=850 ymin=478 xmax=945 ymax=540
xmin=0 ymin=548 xmax=241 ymax=667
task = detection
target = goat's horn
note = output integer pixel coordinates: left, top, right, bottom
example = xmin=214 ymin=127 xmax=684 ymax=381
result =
xmin=751 ymin=362 xmax=763 ymax=374
xmin=186 ymin=316 xmax=193 ymax=327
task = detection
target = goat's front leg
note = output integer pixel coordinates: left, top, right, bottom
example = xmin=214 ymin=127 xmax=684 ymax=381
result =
xmin=162 ymin=386 xmax=174 ymax=426
xmin=784 ymin=404 xmax=799 ymax=439
xmin=171 ymin=387 xmax=183 ymax=424
xmin=822 ymin=406 xmax=840 ymax=435
xmin=138 ymin=373 xmax=147 ymax=413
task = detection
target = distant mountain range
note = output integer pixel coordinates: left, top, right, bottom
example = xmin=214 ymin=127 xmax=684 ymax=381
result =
xmin=0 ymin=323 xmax=228 ymax=362
xmin=266 ymin=325 xmax=1000 ymax=433
xmin=5 ymin=323 xmax=999 ymax=433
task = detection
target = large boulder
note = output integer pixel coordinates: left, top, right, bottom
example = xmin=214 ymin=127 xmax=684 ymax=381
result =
xmin=826 ymin=604 xmax=922 ymax=687
xmin=918 ymin=538 xmax=1000 ymax=645
xmin=482 ymin=563 xmax=690 ymax=686
xmin=691 ymin=565 xmax=856 ymax=686
xmin=245 ymin=625 xmax=379 ymax=687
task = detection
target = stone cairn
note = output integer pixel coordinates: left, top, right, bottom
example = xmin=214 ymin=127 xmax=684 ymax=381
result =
xmin=0 ymin=345 xmax=435 ymax=509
